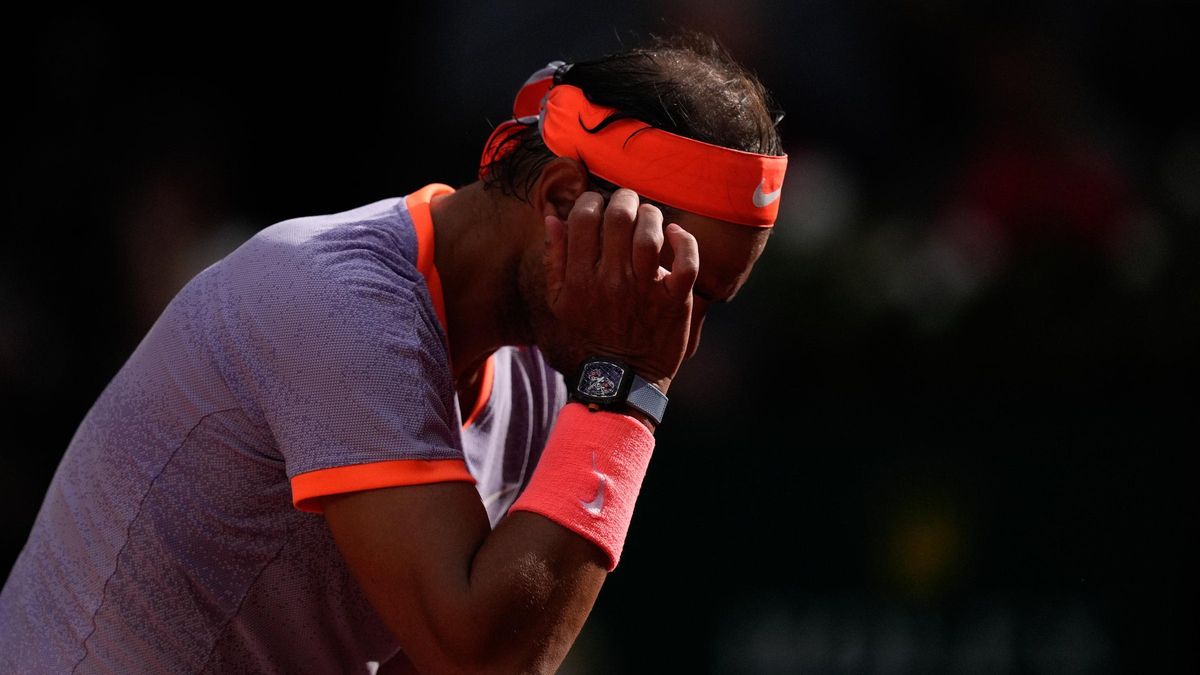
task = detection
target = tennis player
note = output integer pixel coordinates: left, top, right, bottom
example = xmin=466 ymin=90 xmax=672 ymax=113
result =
xmin=0 ymin=32 xmax=785 ymax=673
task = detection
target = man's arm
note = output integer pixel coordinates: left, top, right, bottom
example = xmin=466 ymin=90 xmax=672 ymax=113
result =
xmin=323 ymin=484 xmax=607 ymax=674
xmin=325 ymin=187 xmax=697 ymax=673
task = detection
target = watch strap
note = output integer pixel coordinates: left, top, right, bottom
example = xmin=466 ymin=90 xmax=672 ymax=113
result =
xmin=625 ymin=375 xmax=668 ymax=425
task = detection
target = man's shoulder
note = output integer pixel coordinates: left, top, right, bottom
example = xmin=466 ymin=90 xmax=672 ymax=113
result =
xmin=243 ymin=195 xmax=413 ymax=264
xmin=218 ymin=196 xmax=425 ymax=295
xmin=201 ymin=194 xmax=445 ymax=354
xmin=199 ymin=196 xmax=453 ymax=417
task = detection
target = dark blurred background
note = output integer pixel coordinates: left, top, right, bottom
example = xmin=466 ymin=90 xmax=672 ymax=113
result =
xmin=2 ymin=2 xmax=1196 ymax=673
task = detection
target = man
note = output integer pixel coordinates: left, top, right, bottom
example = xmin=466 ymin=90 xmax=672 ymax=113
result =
xmin=0 ymin=32 xmax=786 ymax=673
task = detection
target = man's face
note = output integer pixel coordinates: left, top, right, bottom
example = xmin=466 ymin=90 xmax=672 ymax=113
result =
xmin=517 ymin=203 xmax=771 ymax=378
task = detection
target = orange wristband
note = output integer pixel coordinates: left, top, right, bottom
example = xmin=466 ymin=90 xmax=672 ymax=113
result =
xmin=507 ymin=402 xmax=656 ymax=571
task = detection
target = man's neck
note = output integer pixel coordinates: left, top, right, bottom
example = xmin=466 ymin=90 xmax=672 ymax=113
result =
xmin=427 ymin=182 xmax=532 ymax=391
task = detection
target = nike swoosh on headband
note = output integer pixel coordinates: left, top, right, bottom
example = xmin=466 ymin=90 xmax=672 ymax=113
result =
xmin=752 ymin=179 xmax=782 ymax=208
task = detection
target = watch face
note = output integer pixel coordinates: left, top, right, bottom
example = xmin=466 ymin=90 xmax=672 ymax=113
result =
xmin=578 ymin=361 xmax=625 ymax=401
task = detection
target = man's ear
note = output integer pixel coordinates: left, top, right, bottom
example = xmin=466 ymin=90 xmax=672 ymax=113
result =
xmin=533 ymin=157 xmax=589 ymax=221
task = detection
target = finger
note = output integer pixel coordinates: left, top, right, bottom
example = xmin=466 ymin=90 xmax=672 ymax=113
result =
xmin=543 ymin=214 xmax=567 ymax=308
xmin=599 ymin=188 xmax=640 ymax=277
xmin=565 ymin=192 xmax=604 ymax=276
xmin=662 ymin=223 xmax=699 ymax=301
xmin=631 ymin=203 xmax=664 ymax=285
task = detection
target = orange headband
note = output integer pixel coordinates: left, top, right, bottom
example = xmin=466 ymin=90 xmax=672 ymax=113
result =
xmin=480 ymin=62 xmax=787 ymax=227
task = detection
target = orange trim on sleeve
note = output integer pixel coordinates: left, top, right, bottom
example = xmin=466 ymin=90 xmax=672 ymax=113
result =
xmin=291 ymin=458 xmax=475 ymax=513
xmin=405 ymin=183 xmax=456 ymax=335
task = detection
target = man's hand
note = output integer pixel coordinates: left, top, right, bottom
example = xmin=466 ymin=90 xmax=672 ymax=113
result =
xmin=543 ymin=189 xmax=699 ymax=394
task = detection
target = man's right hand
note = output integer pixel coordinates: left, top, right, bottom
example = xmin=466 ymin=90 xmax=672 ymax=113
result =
xmin=542 ymin=188 xmax=699 ymax=394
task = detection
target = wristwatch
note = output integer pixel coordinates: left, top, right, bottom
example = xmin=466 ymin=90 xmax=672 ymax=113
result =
xmin=571 ymin=357 xmax=669 ymax=425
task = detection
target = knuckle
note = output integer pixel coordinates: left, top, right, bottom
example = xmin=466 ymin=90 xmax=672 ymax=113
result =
xmin=574 ymin=193 xmax=603 ymax=216
xmin=637 ymin=203 xmax=662 ymax=220
xmin=604 ymin=203 xmax=636 ymax=227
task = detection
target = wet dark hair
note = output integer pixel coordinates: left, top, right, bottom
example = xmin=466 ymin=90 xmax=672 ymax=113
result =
xmin=479 ymin=30 xmax=785 ymax=214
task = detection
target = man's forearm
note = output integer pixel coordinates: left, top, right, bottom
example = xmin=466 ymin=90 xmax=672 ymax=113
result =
xmin=325 ymin=403 xmax=655 ymax=674
xmin=458 ymin=511 xmax=609 ymax=674
xmin=323 ymin=479 xmax=613 ymax=675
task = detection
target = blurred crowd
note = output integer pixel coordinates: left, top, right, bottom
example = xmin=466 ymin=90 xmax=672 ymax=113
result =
xmin=2 ymin=2 xmax=1194 ymax=672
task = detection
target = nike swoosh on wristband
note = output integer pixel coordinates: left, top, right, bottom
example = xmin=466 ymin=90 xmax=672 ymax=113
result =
xmin=752 ymin=179 xmax=782 ymax=208
xmin=579 ymin=451 xmax=608 ymax=516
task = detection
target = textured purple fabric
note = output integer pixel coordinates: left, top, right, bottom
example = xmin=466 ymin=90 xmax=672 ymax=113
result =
xmin=0 ymin=194 xmax=566 ymax=673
